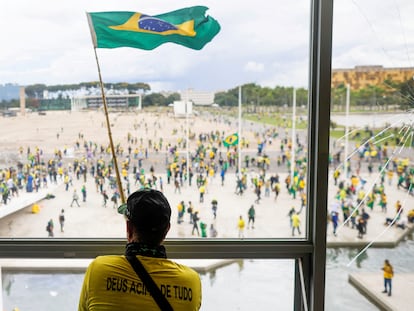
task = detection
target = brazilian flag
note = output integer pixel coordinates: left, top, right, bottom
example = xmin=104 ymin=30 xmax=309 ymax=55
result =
xmin=87 ymin=6 xmax=220 ymax=50
xmin=223 ymin=133 xmax=239 ymax=147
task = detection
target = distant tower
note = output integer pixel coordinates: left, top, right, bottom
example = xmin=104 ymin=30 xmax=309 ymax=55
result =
xmin=20 ymin=86 xmax=26 ymax=116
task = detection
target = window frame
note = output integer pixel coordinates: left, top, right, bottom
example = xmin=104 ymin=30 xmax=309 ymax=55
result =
xmin=0 ymin=1 xmax=333 ymax=310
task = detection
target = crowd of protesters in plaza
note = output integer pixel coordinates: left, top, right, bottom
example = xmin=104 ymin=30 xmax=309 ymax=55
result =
xmin=0 ymin=115 xmax=413 ymax=240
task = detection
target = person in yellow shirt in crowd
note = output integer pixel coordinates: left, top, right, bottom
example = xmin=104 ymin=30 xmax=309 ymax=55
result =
xmin=237 ymin=215 xmax=245 ymax=238
xmin=176 ymin=201 xmax=185 ymax=224
xmin=350 ymin=175 xmax=359 ymax=190
xmin=333 ymin=169 xmax=340 ymax=186
xmin=78 ymin=189 xmax=202 ymax=310
xmin=208 ymin=166 xmax=215 ymax=184
xmin=366 ymin=191 xmax=375 ymax=210
xmin=381 ymin=259 xmax=393 ymax=296
xmin=198 ymin=184 xmax=206 ymax=203
xmin=298 ymin=178 xmax=306 ymax=194
xmin=291 ymin=211 xmax=301 ymax=236
xmin=63 ymin=173 xmax=70 ymax=191
xmin=356 ymin=187 xmax=365 ymax=206
xmin=395 ymin=200 xmax=402 ymax=219
xmin=407 ymin=209 xmax=414 ymax=223
xmin=386 ymin=169 xmax=394 ymax=186
xmin=379 ymin=192 xmax=387 ymax=213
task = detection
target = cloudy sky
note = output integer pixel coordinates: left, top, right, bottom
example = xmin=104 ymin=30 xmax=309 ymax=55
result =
xmin=1 ymin=0 xmax=413 ymax=92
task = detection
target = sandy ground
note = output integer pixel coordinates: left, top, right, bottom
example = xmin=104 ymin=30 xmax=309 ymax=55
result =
xmin=0 ymin=109 xmax=284 ymax=239
xmin=0 ymin=109 xmax=254 ymax=164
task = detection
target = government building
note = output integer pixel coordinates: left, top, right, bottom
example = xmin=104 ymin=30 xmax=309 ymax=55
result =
xmin=332 ymin=65 xmax=414 ymax=90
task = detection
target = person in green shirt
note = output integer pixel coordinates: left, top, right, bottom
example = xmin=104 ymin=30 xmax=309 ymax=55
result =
xmin=247 ymin=205 xmax=256 ymax=229
xmin=200 ymin=222 xmax=207 ymax=238
xmin=78 ymin=189 xmax=202 ymax=310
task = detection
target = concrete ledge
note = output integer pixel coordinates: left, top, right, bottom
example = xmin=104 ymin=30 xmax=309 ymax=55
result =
xmin=349 ymin=273 xmax=414 ymax=311
xmin=0 ymin=258 xmax=237 ymax=274
xmin=185 ymin=259 xmax=239 ymax=274
xmin=327 ymin=224 xmax=414 ymax=248
xmin=0 ymin=182 xmax=61 ymax=219
xmin=0 ymin=258 xmax=92 ymax=273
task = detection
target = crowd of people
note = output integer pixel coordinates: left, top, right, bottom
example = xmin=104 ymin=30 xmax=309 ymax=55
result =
xmin=0 ymin=111 xmax=413 ymax=241
xmin=328 ymin=139 xmax=414 ymax=239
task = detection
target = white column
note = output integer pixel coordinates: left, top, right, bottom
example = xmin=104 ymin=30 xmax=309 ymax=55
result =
xmin=238 ymin=86 xmax=242 ymax=178
xmin=19 ymin=86 xmax=26 ymax=116
xmin=138 ymin=94 xmax=142 ymax=110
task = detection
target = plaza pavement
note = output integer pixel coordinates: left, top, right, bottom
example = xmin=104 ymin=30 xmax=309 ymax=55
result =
xmin=1 ymin=110 xmax=412 ymax=243
xmin=0 ymin=164 xmax=412 ymax=244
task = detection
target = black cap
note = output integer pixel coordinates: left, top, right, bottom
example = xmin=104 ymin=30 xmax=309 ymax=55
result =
xmin=118 ymin=189 xmax=171 ymax=233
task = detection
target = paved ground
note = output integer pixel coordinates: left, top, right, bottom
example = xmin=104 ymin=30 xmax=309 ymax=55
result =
xmin=0 ymin=111 xmax=413 ymax=244
xmin=0 ymin=165 xmax=412 ymax=245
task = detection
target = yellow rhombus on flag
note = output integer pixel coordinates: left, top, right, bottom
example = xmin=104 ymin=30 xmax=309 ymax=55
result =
xmin=223 ymin=133 xmax=239 ymax=147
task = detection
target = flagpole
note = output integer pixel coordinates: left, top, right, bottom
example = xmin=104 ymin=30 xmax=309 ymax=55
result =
xmin=345 ymin=84 xmax=350 ymax=177
xmin=185 ymin=89 xmax=190 ymax=187
xmin=291 ymin=88 xmax=296 ymax=184
xmin=93 ymin=47 xmax=126 ymax=204
xmin=238 ymin=86 xmax=242 ymax=178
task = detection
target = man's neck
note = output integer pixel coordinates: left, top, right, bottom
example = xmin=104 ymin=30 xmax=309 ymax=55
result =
xmin=125 ymin=242 xmax=167 ymax=258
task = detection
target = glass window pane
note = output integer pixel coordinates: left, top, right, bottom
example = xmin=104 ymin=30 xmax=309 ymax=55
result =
xmin=330 ymin=0 xmax=414 ymax=245
xmin=0 ymin=1 xmax=311 ymax=240
xmin=2 ymin=259 xmax=295 ymax=310
xmin=330 ymin=1 xmax=414 ymax=310
xmin=325 ymin=243 xmax=414 ymax=310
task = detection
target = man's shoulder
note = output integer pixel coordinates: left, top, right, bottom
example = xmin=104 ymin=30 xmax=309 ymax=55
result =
xmin=90 ymin=255 xmax=126 ymax=267
xmin=141 ymin=257 xmax=200 ymax=280
xmin=142 ymin=256 xmax=197 ymax=271
xmin=90 ymin=255 xmax=198 ymax=275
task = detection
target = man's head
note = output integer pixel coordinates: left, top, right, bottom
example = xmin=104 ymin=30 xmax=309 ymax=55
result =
xmin=118 ymin=189 xmax=171 ymax=245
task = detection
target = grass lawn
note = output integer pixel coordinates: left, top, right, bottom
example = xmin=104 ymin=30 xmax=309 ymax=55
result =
xmin=243 ymin=113 xmax=308 ymax=130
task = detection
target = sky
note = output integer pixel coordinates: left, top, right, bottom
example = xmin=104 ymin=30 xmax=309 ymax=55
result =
xmin=1 ymin=0 xmax=414 ymax=93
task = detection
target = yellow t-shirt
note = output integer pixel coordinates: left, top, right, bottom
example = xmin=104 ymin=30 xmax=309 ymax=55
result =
xmin=292 ymin=214 xmax=301 ymax=227
xmin=238 ymin=218 xmax=245 ymax=230
xmin=383 ymin=264 xmax=393 ymax=279
xmin=78 ymin=255 xmax=202 ymax=311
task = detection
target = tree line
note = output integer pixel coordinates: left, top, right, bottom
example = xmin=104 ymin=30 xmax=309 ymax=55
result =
xmin=2 ymin=79 xmax=413 ymax=110
xmin=216 ymin=80 xmax=414 ymax=110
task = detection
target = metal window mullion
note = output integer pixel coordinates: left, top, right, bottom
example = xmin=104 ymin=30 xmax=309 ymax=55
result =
xmin=306 ymin=0 xmax=333 ymax=310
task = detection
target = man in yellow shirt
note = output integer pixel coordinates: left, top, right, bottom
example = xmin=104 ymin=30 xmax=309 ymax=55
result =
xmin=407 ymin=209 xmax=414 ymax=223
xmin=198 ymin=184 xmax=206 ymax=203
xmin=382 ymin=259 xmax=393 ymax=296
xmin=291 ymin=212 xmax=301 ymax=236
xmin=238 ymin=215 xmax=245 ymax=238
xmin=78 ymin=189 xmax=202 ymax=310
